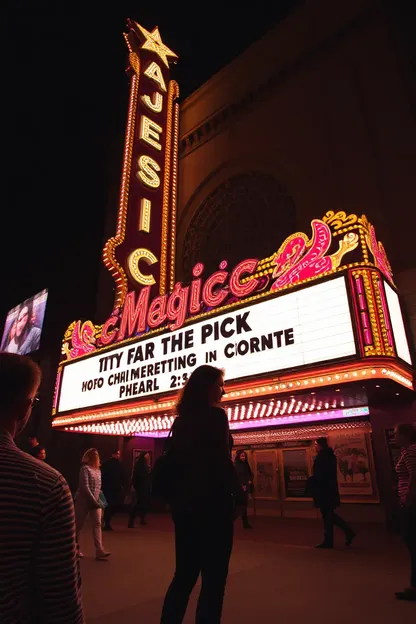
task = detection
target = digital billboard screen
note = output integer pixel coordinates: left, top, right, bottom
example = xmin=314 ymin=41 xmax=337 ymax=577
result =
xmin=1 ymin=289 xmax=48 ymax=356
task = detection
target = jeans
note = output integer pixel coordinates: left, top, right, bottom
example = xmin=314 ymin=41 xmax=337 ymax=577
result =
xmin=320 ymin=507 xmax=353 ymax=546
xmin=161 ymin=510 xmax=234 ymax=623
xmin=75 ymin=499 xmax=105 ymax=555
xmin=401 ymin=506 xmax=416 ymax=588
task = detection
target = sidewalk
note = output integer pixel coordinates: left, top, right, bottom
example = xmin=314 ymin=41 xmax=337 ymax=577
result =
xmin=80 ymin=514 xmax=413 ymax=624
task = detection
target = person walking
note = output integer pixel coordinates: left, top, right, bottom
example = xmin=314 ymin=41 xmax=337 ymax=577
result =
xmin=311 ymin=437 xmax=355 ymax=549
xmin=160 ymin=365 xmax=244 ymax=624
xmin=101 ymin=450 xmax=124 ymax=531
xmin=234 ymin=450 xmax=254 ymax=529
xmin=74 ymin=448 xmax=110 ymax=561
xmin=0 ymin=352 xmax=84 ymax=623
xmin=28 ymin=435 xmax=41 ymax=457
xmin=394 ymin=423 xmax=416 ymax=601
xmin=128 ymin=451 xmax=152 ymax=527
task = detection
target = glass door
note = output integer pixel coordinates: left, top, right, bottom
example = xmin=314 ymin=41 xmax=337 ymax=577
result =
xmin=252 ymin=448 xmax=282 ymax=515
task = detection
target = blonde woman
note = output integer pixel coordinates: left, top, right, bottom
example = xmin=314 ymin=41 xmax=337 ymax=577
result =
xmin=74 ymin=448 xmax=110 ymax=560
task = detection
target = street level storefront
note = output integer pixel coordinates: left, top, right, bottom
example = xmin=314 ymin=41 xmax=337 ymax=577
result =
xmin=51 ymin=20 xmax=415 ymax=522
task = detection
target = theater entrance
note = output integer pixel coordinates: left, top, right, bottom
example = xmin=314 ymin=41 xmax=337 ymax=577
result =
xmin=233 ymin=443 xmax=318 ymax=518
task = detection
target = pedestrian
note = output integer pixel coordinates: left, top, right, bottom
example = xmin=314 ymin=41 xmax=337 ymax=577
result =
xmin=234 ymin=450 xmax=254 ymax=529
xmin=394 ymin=423 xmax=416 ymax=601
xmin=0 ymin=352 xmax=84 ymax=623
xmin=34 ymin=446 xmax=47 ymax=461
xmin=310 ymin=437 xmax=355 ymax=548
xmin=128 ymin=451 xmax=152 ymax=527
xmin=101 ymin=449 xmax=124 ymax=530
xmin=74 ymin=448 xmax=110 ymax=561
xmin=161 ymin=365 xmax=245 ymax=624
xmin=28 ymin=435 xmax=41 ymax=457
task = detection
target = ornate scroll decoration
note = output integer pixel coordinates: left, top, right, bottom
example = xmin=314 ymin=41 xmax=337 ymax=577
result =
xmin=271 ymin=219 xmax=359 ymax=291
xmin=322 ymin=210 xmax=358 ymax=230
xmin=62 ymin=321 xmax=101 ymax=361
xmin=362 ymin=217 xmax=393 ymax=282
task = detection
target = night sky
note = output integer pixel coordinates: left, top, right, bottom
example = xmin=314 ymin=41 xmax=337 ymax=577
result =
xmin=2 ymin=1 xmax=302 ymax=328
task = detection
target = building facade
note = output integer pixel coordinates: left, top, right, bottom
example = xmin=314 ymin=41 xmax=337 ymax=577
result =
xmin=174 ymin=0 xmax=416 ymax=523
xmin=52 ymin=1 xmax=415 ymax=524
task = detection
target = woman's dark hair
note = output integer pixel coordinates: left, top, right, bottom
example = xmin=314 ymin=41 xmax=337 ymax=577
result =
xmin=396 ymin=423 xmax=416 ymax=443
xmin=176 ymin=365 xmax=224 ymax=418
xmin=316 ymin=437 xmax=329 ymax=449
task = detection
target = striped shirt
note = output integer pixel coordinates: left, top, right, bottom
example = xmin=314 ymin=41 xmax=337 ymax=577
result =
xmin=0 ymin=430 xmax=84 ymax=623
xmin=396 ymin=443 xmax=416 ymax=505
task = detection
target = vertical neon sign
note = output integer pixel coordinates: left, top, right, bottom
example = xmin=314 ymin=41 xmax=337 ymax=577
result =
xmin=103 ymin=21 xmax=179 ymax=308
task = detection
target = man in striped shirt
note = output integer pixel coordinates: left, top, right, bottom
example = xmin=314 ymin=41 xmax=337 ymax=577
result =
xmin=395 ymin=423 xmax=416 ymax=602
xmin=0 ymin=352 xmax=84 ymax=623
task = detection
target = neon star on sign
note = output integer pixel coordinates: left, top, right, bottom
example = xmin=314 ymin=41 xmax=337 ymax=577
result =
xmin=133 ymin=23 xmax=178 ymax=68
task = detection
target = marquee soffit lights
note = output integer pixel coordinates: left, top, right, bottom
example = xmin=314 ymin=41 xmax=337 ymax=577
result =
xmin=61 ymin=405 xmax=370 ymax=437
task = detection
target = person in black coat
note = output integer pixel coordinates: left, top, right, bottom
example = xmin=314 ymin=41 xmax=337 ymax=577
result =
xmin=128 ymin=451 xmax=152 ymax=527
xmin=160 ymin=365 xmax=245 ymax=624
xmin=234 ymin=450 xmax=254 ymax=529
xmin=101 ymin=450 xmax=124 ymax=531
xmin=311 ymin=437 xmax=355 ymax=548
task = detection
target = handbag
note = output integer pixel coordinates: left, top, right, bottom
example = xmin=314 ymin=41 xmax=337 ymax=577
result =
xmin=98 ymin=491 xmax=108 ymax=509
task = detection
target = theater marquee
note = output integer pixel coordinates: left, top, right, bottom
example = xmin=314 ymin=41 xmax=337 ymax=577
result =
xmin=57 ymin=277 xmax=356 ymax=413
xmin=52 ymin=20 xmax=413 ymax=431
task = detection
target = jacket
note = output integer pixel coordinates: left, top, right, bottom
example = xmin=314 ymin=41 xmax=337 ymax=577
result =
xmin=234 ymin=459 xmax=254 ymax=489
xmin=168 ymin=407 xmax=244 ymax=513
xmin=311 ymin=447 xmax=341 ymax=509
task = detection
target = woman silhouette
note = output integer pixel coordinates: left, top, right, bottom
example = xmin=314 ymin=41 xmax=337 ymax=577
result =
xmin=161 ymin=365 xmax=244 ymax=623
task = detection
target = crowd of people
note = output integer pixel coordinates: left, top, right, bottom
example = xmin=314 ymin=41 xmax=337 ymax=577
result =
xmin=0 ymin=352 xmax=415 ymax=623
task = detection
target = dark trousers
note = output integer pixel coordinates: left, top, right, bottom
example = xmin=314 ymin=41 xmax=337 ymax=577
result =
xmin=103 ymin=502 xmax=117 ymax=528
xmin=241 ymin=505 xmax=250 ymax=527
xmin=161 ymin=511 xmax=234 ymax=624
xmin=401 ymin=506 xmax=416 ymax=588
xmin=128 ymin=491 xmax=149 ymax=525
xmin=320 ymin=507 xmax=353 ymax=545
xmin=240 ymin=491 xmax=250 ymax=528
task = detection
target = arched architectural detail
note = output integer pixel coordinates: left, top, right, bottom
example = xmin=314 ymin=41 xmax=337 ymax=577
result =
xmin=181 ymin=172 xmax=296 ymax=280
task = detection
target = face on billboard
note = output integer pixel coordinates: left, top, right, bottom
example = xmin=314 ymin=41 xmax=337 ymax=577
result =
xmin=1 ymin=289 xmax=48 ymax=356
xmin=56 ymin=277 xmax=357 ymax=414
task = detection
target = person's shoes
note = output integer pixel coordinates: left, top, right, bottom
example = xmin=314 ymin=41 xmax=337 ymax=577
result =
xmin=96 ymin=551 xmax=111 ymax=561
xmin=395 ymin=588 xmax=416 ymax=601
xmin=140 ymin=520 xmax=148 ymax=526
xmin=103 ymin=525 xmax=113 ymax=531
xmin=243 ymin=524 xmax=253 ymax=529
xmin=315 ymin=542 xmax=333 ymax=549
xmin=345 ymin=531 xmax=356 ymax=547
xmin=77 ymin=550 xmax=84 ymax=558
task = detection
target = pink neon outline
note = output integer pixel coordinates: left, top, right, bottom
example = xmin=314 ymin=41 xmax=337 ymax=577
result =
xmin=354 ymin=276 xmax=373 ymax=347
xmin=349 ymin=273 xmax=365 ymax=356
xmin=378 ymin=281 xmax=393 ymax=347
xmin=229 ymin=406 xmax=369 ymax=431
xmin=52 ymin=370 xmax=62 ymax=411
